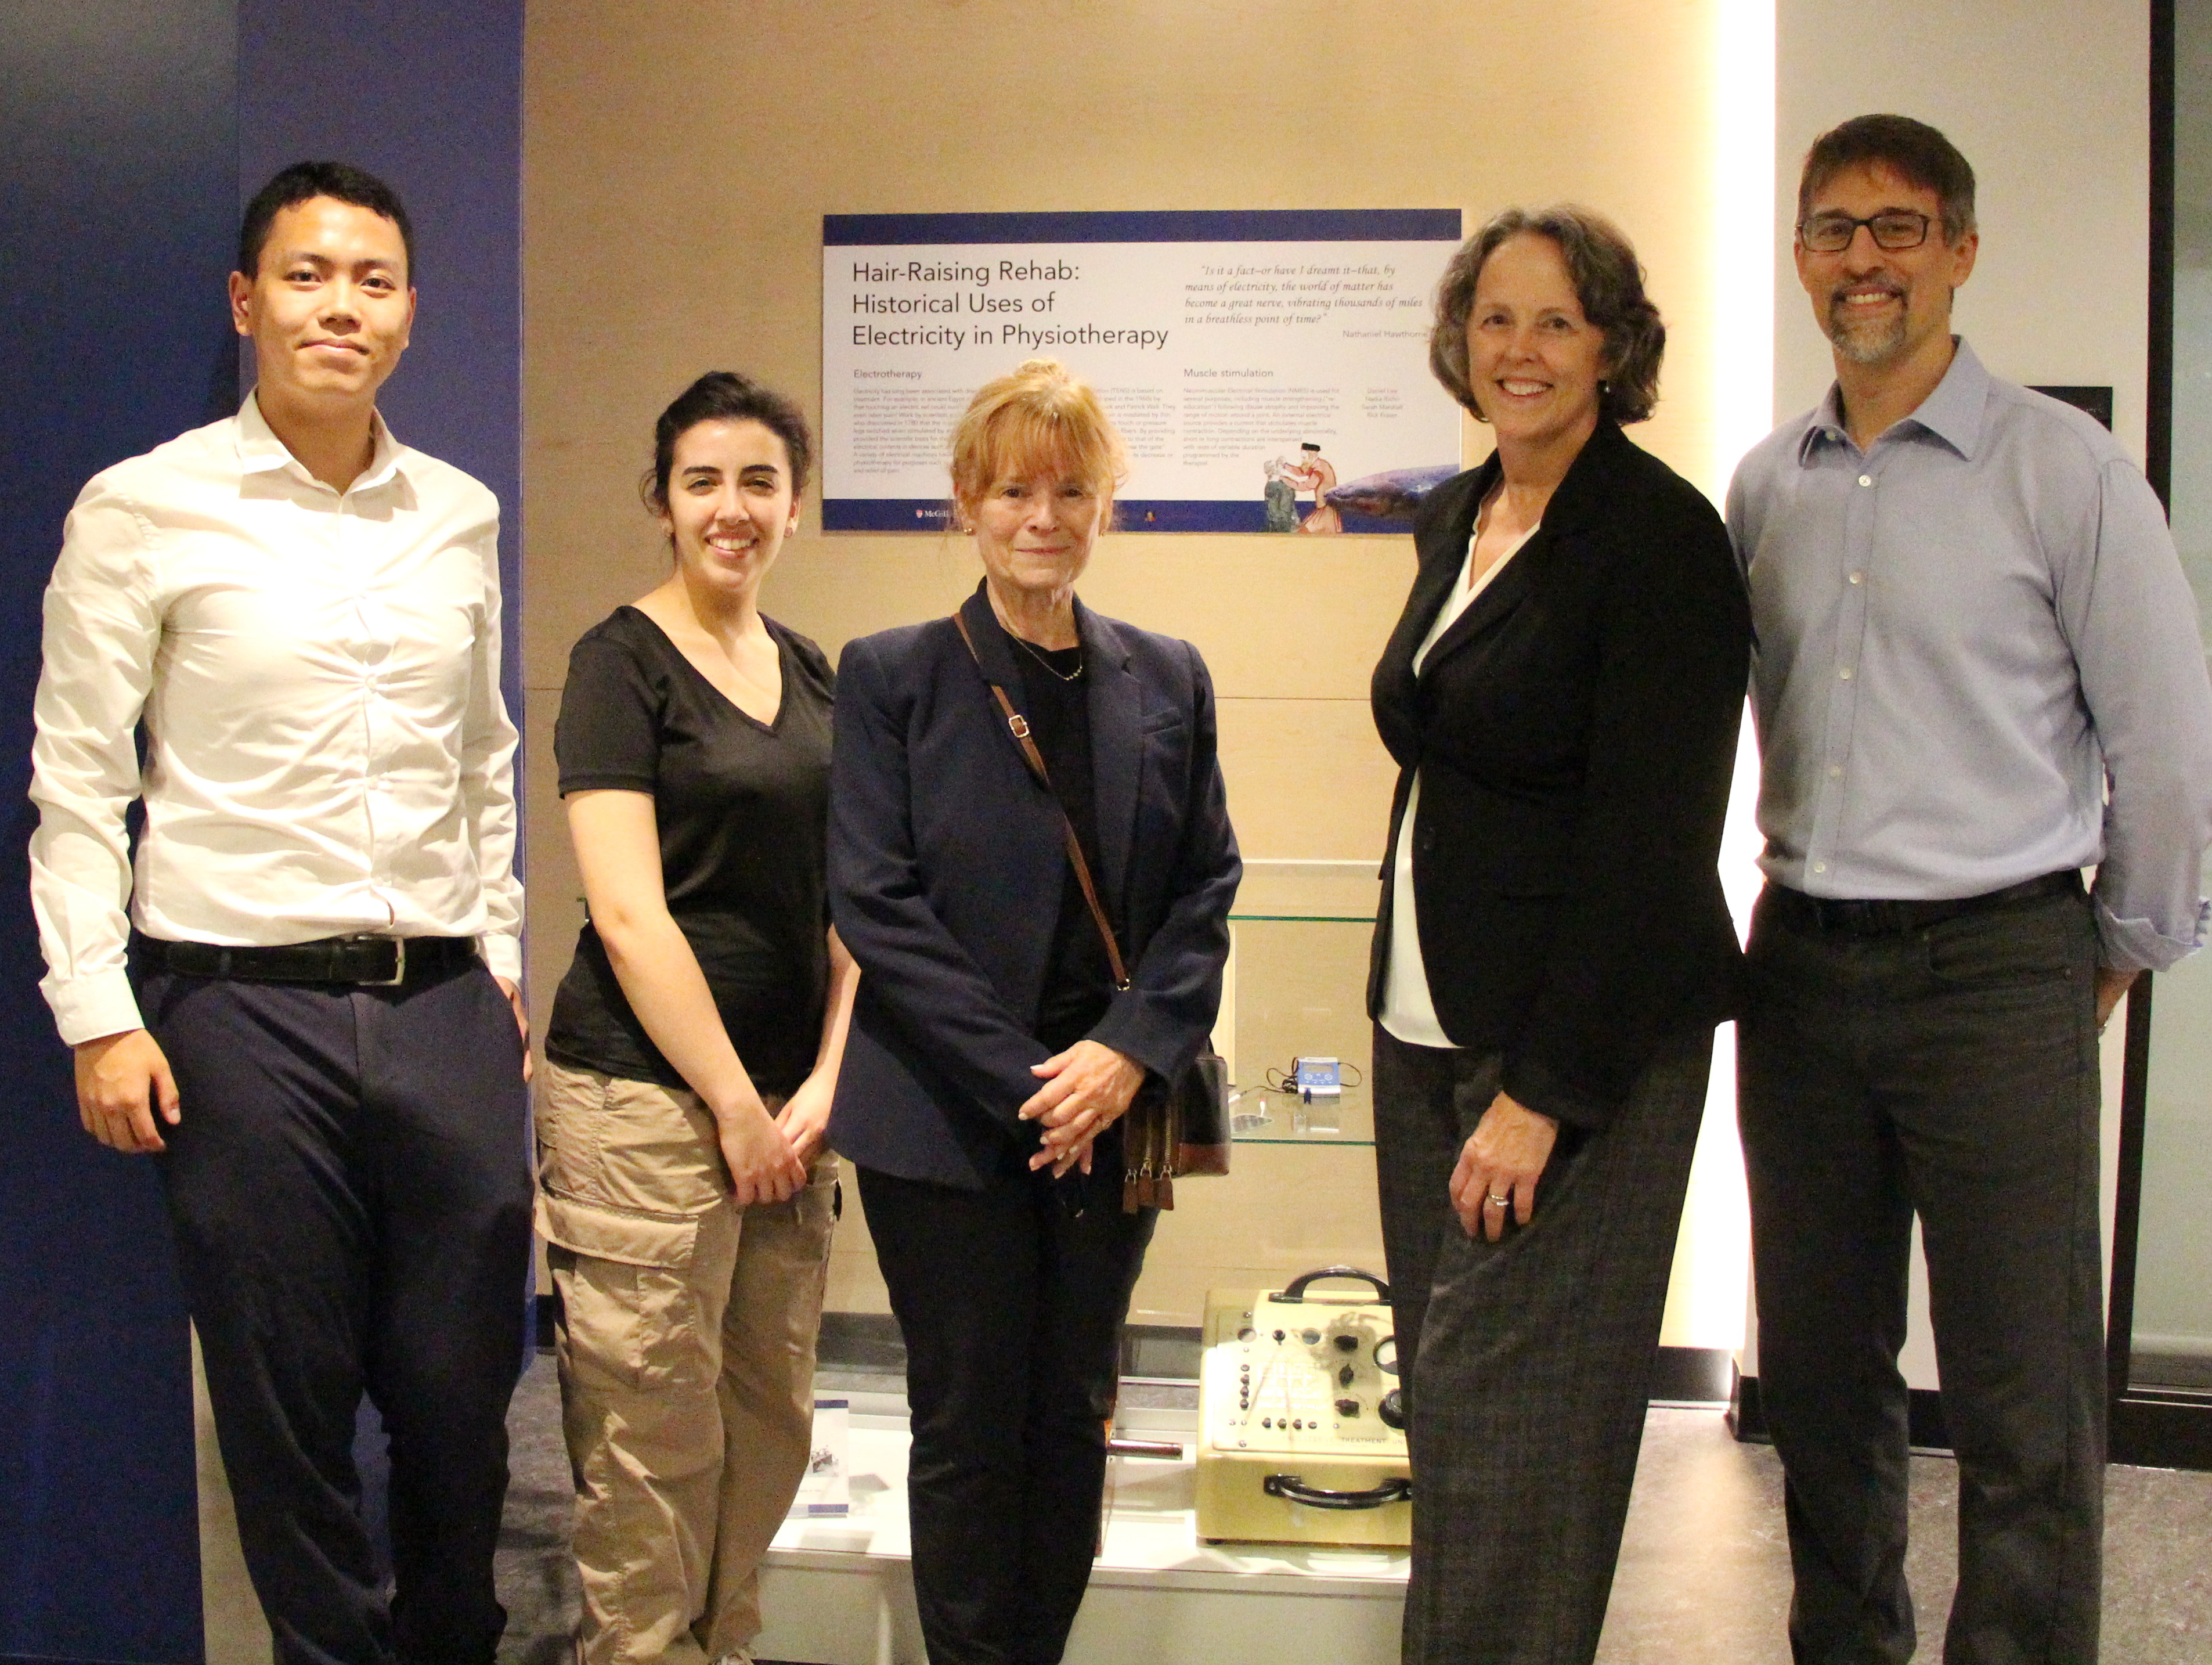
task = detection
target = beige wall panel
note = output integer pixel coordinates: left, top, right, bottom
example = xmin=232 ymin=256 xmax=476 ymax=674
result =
xmin=1216 ymin=697 xmax=1397 ymax=863
xmin=526 ymin=0 xmax=1745 ymax=683
xmin=527 ymin=0 xmax=1741 ymax=1323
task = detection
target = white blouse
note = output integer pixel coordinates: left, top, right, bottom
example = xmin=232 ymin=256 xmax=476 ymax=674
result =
xmin=1377 ymin=513 xmax=1539 ymax=1047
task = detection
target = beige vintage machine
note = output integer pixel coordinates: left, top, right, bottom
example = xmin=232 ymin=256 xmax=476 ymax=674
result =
xmin=1193 ymin=1266 xmax=1411 ymax=1547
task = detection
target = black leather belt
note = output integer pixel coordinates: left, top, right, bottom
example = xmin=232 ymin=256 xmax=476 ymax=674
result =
xmin=1766 ymin=870 xmax=2081 ymax=936
xmin=136 ymin=934 xmax=479 ymax=986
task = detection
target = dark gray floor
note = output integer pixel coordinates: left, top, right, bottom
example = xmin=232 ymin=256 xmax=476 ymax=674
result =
xmin=495 ymin=1353 xmax=2212 ymax=1664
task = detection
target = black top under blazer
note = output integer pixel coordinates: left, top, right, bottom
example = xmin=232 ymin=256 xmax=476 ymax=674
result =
xmin=828 ymin=584 xmax=1242 ymax=1189
xmin=1367 ymin=420 xmax=1749 ymax=1129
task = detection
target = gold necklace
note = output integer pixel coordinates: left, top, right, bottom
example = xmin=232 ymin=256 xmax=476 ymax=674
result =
xmin=1009 ymin=629 xmax=1084 ymax=683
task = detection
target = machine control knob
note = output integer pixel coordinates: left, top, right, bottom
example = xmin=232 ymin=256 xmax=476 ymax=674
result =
xmin=1301 ymin=1329 xmax=1321 ymax=1345
xmin=1272 ymin=1329 xmax=1285 ymax=1342
xmin=1333 ymin=1334 xmax=1359 ymax=1352
xmin=1338 ymin=1364 xmax=1356 ymax=1388
xmin=1336 ymin=1397 xmax=1360 ymax=1417
xmin=1378 ymin=1388 xmax=1407 ymax=1430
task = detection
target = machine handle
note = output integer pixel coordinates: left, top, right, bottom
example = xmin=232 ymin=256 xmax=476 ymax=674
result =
xmin=1277 ymin=1265 xmax=1391 ymax=1304
xmin=1262 ymin=1473 xmax=1413 ymax=1511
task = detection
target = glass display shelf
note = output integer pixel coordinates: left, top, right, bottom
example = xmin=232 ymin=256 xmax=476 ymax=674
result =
xmin=1219 ymin=860 xmax=1380 ymax=1148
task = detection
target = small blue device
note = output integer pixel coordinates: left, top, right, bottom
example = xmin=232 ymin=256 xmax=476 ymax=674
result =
xmin=1291 ymin=1057 xmax=1341 ymax=1102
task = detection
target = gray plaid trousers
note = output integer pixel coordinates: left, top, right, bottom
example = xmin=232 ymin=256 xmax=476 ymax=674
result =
xmin=1372 ymin=1025 xmax=1715 ymax=1665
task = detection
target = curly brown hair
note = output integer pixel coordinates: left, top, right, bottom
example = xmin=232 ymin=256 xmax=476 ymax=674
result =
xmin=1428 ymin=205 xmax=1665 ymax=425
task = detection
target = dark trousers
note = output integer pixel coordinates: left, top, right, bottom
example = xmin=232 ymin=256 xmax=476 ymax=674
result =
xmin=1372 ymin=1025 xmax=1715 ymax=1665
xmin=1738 ymin=885 xmax=2106 ymax=1665
xmin=857 ymin=1157 xmax=1156 ymax=1665
xmin=140 ymin=960 xmax=533 ymax=1665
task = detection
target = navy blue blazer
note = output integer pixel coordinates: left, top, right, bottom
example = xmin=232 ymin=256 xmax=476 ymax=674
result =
xmin=1367 ymin=421 xmax=1749 ymax=1127
xmin=827 ymin=583 xmax=1241 ymax=1188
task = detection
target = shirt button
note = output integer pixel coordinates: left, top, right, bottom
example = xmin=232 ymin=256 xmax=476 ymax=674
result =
xmin=1813 ymin=862 xmax=1828 ymax=874
xmin=1838 ymin=666 xmax=1854 ymax=680
xmin=1828 ymin=765 xmax=1843 ymax=778
xmin=1848 ymin=571 xmax=1865 ymax=585
xmin=1858 ymin=474 xmax=1873 ymax=487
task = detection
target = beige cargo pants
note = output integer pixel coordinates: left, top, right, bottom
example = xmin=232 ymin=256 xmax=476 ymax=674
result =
xmin=535 ymin=1058 xmax=837 ymax=1665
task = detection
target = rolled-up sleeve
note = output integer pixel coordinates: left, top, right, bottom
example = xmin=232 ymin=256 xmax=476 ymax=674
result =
xmin=30 ymin=482 xmax=162 ymax=1043
xmin=2064 ymin=459 xmax=2212 ymax=972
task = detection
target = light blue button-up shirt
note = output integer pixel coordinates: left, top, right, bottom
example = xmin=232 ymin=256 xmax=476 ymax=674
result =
xmin=1727 ymin=338 xmax=2212 ymax=972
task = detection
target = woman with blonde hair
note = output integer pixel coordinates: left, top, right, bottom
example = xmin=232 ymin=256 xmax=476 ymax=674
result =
xmin=827 ymin=359 xmax=1239 ymax=1664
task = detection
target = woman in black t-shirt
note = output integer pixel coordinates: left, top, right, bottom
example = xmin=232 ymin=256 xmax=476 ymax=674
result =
xmin=537 ymin=372 xmax=857 ymax=1665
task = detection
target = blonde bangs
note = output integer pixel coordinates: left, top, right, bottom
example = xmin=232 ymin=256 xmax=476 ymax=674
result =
xmin=950 ymin=359 xmax=1128 ymax=514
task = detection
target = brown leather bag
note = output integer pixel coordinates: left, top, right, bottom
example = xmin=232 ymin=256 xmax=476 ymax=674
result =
xmin=952 ymin=613 xmax=1231 ymax=1212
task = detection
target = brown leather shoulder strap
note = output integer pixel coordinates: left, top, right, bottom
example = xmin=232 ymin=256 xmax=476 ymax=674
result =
xmin=951 ymin=611 xmax=1131 ymax=992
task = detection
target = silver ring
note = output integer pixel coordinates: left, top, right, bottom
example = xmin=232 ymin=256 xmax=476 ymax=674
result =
xmin=1486 ymin=1192 xmax=1510 ymax=1207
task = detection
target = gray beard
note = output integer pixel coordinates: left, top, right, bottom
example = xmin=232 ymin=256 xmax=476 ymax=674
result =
xmin=1825 ymin=300 xmax=1907 ymax=365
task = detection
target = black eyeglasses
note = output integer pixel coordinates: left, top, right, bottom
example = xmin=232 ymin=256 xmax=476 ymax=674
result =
xmin=1797 ymin=211 xmax=1935 ymax=253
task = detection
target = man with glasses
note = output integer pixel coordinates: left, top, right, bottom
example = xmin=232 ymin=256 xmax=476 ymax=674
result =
xmin=1727 ymin=114 xmax=2212 ymax=1662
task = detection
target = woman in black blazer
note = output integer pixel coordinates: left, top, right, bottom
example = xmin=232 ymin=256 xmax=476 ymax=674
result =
xmin=827 ymin=359 xmax=1239 ymax=1665
xmin=1368 ymin=208 xmax=1748 ymax=1664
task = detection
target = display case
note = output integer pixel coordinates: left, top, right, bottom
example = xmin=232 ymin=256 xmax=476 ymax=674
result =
xmin=824 ymin=860 xmax=1397 ymax=1331
xmin=1215 ymin=860 xmax=1382 ymax=1149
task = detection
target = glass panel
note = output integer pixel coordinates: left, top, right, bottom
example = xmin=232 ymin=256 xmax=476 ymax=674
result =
xmin=2131 ymin=0 xmax=2212 ymax=1392
xmin=1227 ymin=917 xmax=1377 ymax=1147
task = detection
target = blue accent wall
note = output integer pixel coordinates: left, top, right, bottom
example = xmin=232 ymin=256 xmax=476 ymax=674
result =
xmin=239 ymin=0 xmax=526 ymax=727
xmin=0 ymin=8 xmax=238 ymax=1657
xmin=1 ymin=5 xmax=521 ymax=1657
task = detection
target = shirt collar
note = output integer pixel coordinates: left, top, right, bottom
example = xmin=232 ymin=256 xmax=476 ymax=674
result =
xmin=1797 ymin=336 xmax=1991 ymax=465
xmin=236 ymin=388 xmax=407 ymax=492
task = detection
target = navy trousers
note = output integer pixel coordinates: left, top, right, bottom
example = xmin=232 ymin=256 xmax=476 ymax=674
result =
xmin=141 ymin=956 xmax=533 ymax=1665
xmin=1738 ymin=884 xmax=2106 ymax=1665
xmin=858 ymin=1154 xmax=1156 ymax=1665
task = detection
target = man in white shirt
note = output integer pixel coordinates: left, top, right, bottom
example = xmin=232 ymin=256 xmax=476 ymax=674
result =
xmin=30 ymin=161 xmax=531 ymax=1665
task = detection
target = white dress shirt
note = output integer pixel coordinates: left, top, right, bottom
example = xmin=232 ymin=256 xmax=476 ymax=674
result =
xmin=1379 ymin=512 xmax=1537 ymax=1046
xmin=30 ymin=393 xmax=524 ymax=1045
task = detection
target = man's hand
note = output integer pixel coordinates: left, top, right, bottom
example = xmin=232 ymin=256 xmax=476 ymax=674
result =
xmin=74 ymin=1029 xmax=180 ymax=1154
xmin=492 ymin=974 xmax=532 ymax=1082
xmin=1020 ymin=1040 xmax=1145 ymax=1176
xmin=2095 ymin=966 xmax=2139 ymax=1035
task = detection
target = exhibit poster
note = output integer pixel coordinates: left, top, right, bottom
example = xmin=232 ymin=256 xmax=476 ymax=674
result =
xmin=821 ymin=210 xmax=1465 ymax=533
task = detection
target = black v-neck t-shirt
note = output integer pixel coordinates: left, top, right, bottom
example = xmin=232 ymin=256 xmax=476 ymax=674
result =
xmin=545 ymin=605 xmax=835 ymax=1097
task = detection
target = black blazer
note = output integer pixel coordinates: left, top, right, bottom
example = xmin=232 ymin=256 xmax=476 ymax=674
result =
xmin=1367 ymin=420 xmax=1748 ymax=1128
xmin=828 ymin=583 xmax=1242 ymax=1188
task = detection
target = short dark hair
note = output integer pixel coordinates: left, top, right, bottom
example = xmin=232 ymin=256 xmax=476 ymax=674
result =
xmin=237 ymin=160 xmax=415 ymax=281
xmin=1428 ymin=204 xmax=1665 ymax=425
xmin=1798 ymin=114 xmax=1977 ymax=244
xmin=641 ymin=371 xmax=816 ymax=513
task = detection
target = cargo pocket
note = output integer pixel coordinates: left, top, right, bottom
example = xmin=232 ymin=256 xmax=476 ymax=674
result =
xmin=539 ymin=1188 xmax=716 ymax=1396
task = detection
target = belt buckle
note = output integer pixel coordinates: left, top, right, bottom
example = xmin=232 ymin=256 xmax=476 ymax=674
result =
xmin=357 ymin=936 xmax=407 ymax=987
